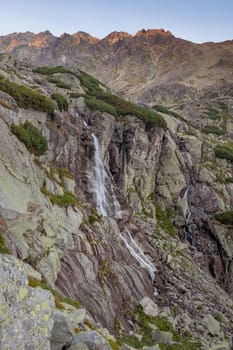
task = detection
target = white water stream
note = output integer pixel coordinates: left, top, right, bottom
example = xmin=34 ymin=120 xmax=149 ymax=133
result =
xmin=183 ymin=186 xmax=196 ymax=248
xmin=92 ymin=134 xmax=109 ymax=216
xmin=91 ymin=133 xmax=157 ymax=295
xmin=120 ymin=230 xmax=157 ymax=296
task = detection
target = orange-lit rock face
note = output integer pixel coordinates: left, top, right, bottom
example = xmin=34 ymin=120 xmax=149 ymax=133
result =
xmin=106 ymin=31 xmax=132 ymax=44
xmin=29 ymin=32 xmax=54 ymax=48
xmin=135 ymin=28 xmax=173 ymax=38
xmin=72 ymin=32 xmax=99 ymax=45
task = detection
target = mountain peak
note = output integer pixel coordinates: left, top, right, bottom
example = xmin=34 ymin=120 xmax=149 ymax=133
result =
xmin=104 ymin=31 xmax=132 ymax=44
xmin=135 ymin=28 xmax=173 ymax=38
xmin=72 ymin=31 xmax=99 ymax=44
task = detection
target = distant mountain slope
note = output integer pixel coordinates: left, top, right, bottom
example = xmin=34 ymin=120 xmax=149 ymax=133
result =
xmin=0 ymin=29 xmax=233 ymax=103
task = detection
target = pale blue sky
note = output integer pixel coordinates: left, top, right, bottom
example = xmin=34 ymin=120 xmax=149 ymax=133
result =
xmin=1 ymin=0 xmax=232 ymax=43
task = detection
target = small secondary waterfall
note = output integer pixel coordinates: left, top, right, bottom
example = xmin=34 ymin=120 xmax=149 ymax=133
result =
xmin=183 ymin=186 xmax=196 ymax=248
xmin=120 ymin=230 xmax=157 ymax=297
xmin=92 ymin=134 xmax=109 ymax=216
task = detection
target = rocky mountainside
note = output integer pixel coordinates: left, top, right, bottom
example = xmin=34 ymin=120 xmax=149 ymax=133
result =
xmin=0 ymin=29 xmax=233 ymax=104
xmin=0 ymin=53 xmax=233 ymax=349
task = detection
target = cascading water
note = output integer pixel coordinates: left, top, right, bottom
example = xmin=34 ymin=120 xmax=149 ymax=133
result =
xmin=91 ymin=134 xmax=157 ymax=294
xmin=120 ymin=230 xmax=157 ymax=297
xmin=183 ymin=186 xmax=196 ymax=248
xmin=92 ymin=134 xmax=109 ymax=216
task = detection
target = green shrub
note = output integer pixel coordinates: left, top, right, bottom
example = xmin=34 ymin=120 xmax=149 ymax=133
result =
xmin=79 ymin=70 xmax=105 ymax=94
xmin=92 ymin=93 xmax=166 ymax=129
xmin=33 ymin=66 xmax=72 ymax=75
xmin=121 ymin=307 xmax=202 ymax=350
xmin=85 ymin=96 xmax=117 ymax=116
xmin=51 ymin=93 xmax=69 ymax=111
xmin=0 ymin=232 xmax=11 ymax=254
xmin=11 ymin=121 xmax=47 ymax=155
xmin=201 ymin=126 xmax=225 ymax=135
xmin=78 ymin=70 xmax=166 ymax=129
xmin=215 ymin=144 xmax=233 ymax=162
xmin=153 ymin=104 xmax=181 ymax=119
xmin=0 ymin=77 xmax=54 ymax=113
xmin=215 ymin=211 xmax=233 ymax=225
xmin=69 ymin=92 xmax=85 ymax=98
xmin=155 ymin=205 xmax=176 ymax=237
xmin=206 ymin=108 xmax=221 ymax=120
xmin=48 ymin=78 xmax=71 ymax=90
xmin=41 ymin=187 xmax=78 ymax=207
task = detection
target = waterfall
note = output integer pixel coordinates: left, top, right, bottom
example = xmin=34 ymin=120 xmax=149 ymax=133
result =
xmin=120 ymin=230 xmax=157 ymax=297
xmin=92 ymin=134 xmax=109 ymax=216
xmin=91 ymin=134 xmax=157 ymax=295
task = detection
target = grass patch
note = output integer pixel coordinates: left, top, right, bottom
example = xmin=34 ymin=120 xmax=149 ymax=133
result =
xmin=121 ymin=307 xmax=201 ymax=349
xmin=41 ymin=187 xmax=78 ymax=207
xmin=51 ymin=93 xmax=69 ymax=111
xmin=11 ymin=121 xmax=47 ymax=156
xmin=155 ymin=205 xmax=176 ymax=237
xmin=215 ymin=211 xmax=233 ymax=225
xmin=215 ymin=144 xmax=233 ymax=162
xmin=201 ymin=126 xmax=225 ymax=135
xmin=0 ymin=77 xmax=54 ymax=113
xmin=0 ymin=232 xmax=11 ymax=254
xmin=28 ymin=276 xmax=80 ymax=309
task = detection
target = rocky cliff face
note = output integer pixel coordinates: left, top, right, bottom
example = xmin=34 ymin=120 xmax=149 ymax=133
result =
xmin=0 ymin=54 xmax=233 ymax=349
xmin=0 ymin=29 xmax=233 ymax=105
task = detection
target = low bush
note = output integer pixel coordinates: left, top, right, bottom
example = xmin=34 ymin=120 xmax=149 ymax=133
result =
xmin=79 ymin=70 xmax=105 ymax=94
xmin=206 ymin=108 xmax=221 ymax=120
xmin=90 ymin=93 xmax=166 ymax=128
xmin=153 ymin=104 xmax=181 ymax=119
xmin=51 ymin=93 xmax=69 ymax=111
xmin=33 ymin=66 xmax=72 ymax=75
xmin=11 ymin=121 xmax=47 ymax=155
xmin=0 ymin=77 xmax=54 ymax=113
xmin=215 ymin=211 xmax=233 ymax=225
xmin=155 ymin=205 xmax=176 ymax=237
xmin=85 ymin=96 xmax=117 ymax=116
xmin=201 ymin=126 xmax=225 ymax=135
xmin=41 ymin=187 xmax=78 ymax=207
xmin=215 ymin=144 xmax=233 ymax=162
xmin=0 ymin=232 xmax=11 ymax=254
xmin=48 ymin=78 xmax=71 ymax=90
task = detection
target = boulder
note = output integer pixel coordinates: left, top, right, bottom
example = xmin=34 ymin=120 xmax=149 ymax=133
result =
xmin=50 ymin=313 xmax=73 ymax=350
xmin=0 ymin=254 xmax=54 ymax=350
xmin=139 ymin=297 xmax=159 ymax=317
xmin=151 ymin=330 xmax=173 ymax=344
xmin=71 ymin=331 xmax=111 ymax=350
xmin=204 ymin=314 xmax=221 ymax=337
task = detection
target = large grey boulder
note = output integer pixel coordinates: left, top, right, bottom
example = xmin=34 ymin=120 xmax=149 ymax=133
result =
xmin=50 ymin=313 xmax=73 ymax=350
xmin=0 ymin=254 xmax=55 ymax=350
xmin=71 ymin=331 xmax=111 ymax=350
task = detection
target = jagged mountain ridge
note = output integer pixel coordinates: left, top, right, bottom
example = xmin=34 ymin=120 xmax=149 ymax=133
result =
xmin=0 ymin=53 xmax=233 ymax=349
xmin=1 ymin=29 xmax=233 ymax=104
